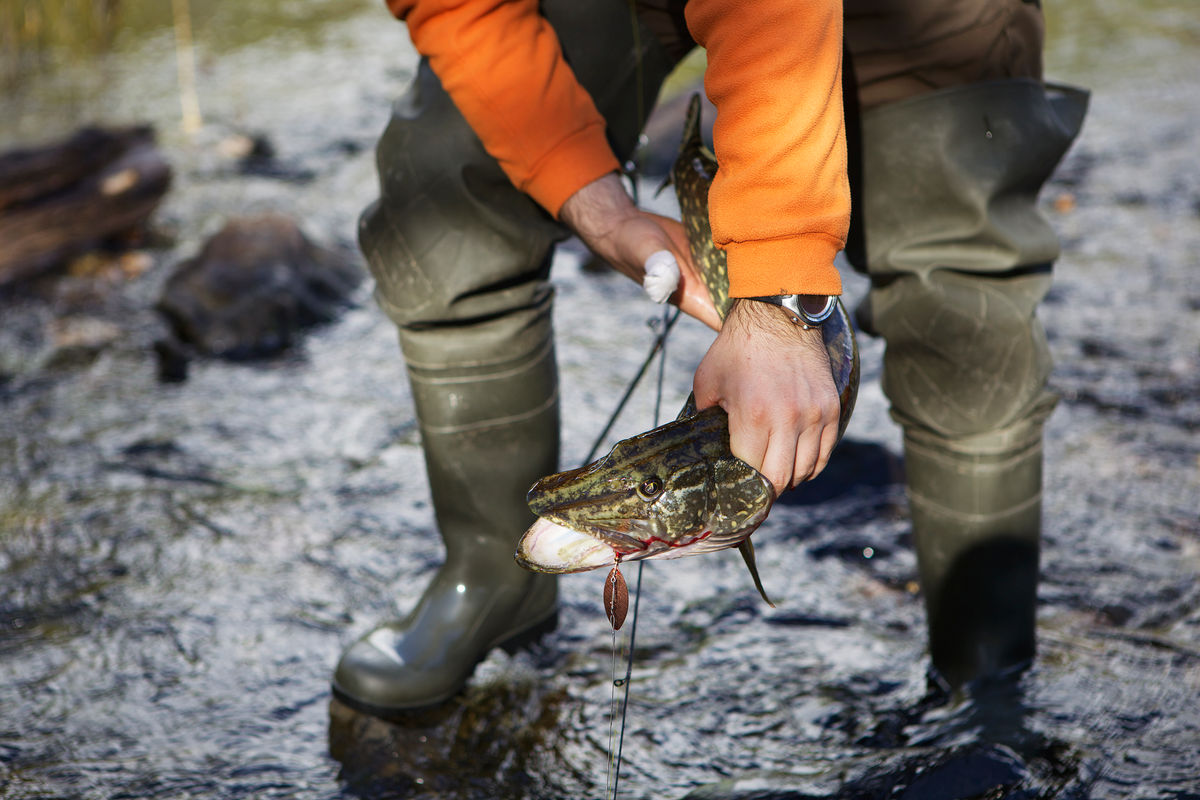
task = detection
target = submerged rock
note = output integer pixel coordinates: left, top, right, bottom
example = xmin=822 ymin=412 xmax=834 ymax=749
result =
xmin=155 ymin=213 xmax=362 ymax=379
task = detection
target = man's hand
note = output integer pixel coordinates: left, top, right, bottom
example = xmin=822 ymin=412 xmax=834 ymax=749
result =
xmin=559 ymin=173 xmax=722 ymax=330
xmin=693 ymin=299 xmax=841 ymax=496
xmin=562 ymin=174 xmax=840 ymax=495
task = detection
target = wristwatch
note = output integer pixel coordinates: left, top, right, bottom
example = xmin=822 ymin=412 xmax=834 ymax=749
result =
xmin=747 ymin=294 xmax=836 ymax=329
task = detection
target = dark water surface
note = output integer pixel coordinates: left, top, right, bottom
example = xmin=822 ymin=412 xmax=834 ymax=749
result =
xmin=2 ymin=1 xmax=1199 ymax=798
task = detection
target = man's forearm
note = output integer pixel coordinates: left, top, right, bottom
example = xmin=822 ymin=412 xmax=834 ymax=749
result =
xmin=393 ymin=0 xmax=619 ymax=216
xmin=686 ymin=0 xmax=848 ymax=297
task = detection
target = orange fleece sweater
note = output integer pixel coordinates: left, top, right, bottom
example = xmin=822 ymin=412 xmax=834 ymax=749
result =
xmin=386 ymin=0 xmax=847 ymax=296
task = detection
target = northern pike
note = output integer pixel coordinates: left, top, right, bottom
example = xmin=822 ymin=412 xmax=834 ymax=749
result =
xmin=516 ymin=95 xmax=859 ymax=605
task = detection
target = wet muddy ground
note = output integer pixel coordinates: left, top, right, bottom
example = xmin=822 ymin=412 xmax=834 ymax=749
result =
xmin=2 ymin=2 xmax=1198 ymax=798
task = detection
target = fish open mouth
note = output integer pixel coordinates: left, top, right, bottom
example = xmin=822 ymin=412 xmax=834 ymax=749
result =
xmin=515 ymin=517 xmax=617 ymax=574
xmin=515 ymin=516 xmax=738 ymax=574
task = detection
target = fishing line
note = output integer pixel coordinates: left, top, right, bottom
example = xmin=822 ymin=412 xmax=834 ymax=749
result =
xmin=583 ymin=307 xmax=680 ymax=465
xmin=605 ymin=593 xmax=622 ymax=798
xmin=600 ymin=303 xmax=675 ymax=800
xmin=604 ymin=8 xmax=666 ymax=796
xmin=609 ymin=559 xmax=643 ymax=798
xmin=609 ymin=302 xmax=672 ymax=799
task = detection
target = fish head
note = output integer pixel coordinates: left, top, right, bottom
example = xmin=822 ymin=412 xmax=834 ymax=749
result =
xmin=516 ymin=406 xmax=774 ymax=574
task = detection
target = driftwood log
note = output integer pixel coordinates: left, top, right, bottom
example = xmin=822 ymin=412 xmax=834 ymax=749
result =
xmin=0 ymin=126 xmax=171 ymax=286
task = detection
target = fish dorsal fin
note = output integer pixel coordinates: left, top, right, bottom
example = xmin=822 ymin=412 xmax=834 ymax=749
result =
xmin=682 ymin=94 xmax=702 ymax=147
xmin=654 ymin=172 xmax=672 ymax=198
xmin=738 ymin=538 xmax=775 ymax=607
xmin=677 ymin=393 xmax=699 ymax=420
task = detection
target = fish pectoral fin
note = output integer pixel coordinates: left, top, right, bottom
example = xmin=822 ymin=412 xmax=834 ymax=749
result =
xmin=677 ymin=393 xmax=699 ymax=420
xmin=738 ymin=538 xmax=775 ymax=608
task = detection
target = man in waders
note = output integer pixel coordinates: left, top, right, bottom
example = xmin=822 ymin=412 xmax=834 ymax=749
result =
xmin=332 ymin=0 xmax=1087 ymax=715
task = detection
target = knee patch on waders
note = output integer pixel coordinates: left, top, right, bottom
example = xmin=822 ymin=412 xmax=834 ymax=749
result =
xmin=357 ymin=61 xmax=563 ymax=337
xmin=874 ymin=269 xmax=1056 ymax=440
xmin=850 ymin=80 xmax=1088 ymax=441
xmin=357 ymin=0 xmax=678 ymax=337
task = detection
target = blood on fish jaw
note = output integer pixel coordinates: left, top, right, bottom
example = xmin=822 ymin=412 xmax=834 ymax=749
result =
xmin=517 ymin=514 xmax=730 ymax=574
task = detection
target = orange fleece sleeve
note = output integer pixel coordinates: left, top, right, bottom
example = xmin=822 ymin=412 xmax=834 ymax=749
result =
xmin=386 ymin=0 xmax=620 ymax=217
xmin=686 ymin=0 xmax=849 ymax=297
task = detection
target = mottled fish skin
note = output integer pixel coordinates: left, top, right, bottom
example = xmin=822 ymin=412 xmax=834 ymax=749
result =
xmin=671 ymin=95 xmax=732 ymax=321
xmin=671 ymin=93 xmax=859 ymax=441
xmin=518 ymin=405 xmax=773 ymax=572
xmin=517 ymin=95 xmax=859 ymax=605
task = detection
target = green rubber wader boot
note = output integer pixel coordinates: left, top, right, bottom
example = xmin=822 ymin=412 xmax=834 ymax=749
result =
xmin=905 ymin=425 xmax=1047 ymax=688
xmin=332 ymin=336 xmax=560 ymax=714
xmin=850 ymin=80 xmax=1089 ymax=687
xmin=330 ymin=0 xmax=679 ymax=715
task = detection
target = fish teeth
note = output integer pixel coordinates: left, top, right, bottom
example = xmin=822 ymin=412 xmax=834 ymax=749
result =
xmin=516 ymin=517 xmax=614 ymax=574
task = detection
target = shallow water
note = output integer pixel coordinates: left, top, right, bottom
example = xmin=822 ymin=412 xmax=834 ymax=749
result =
xmin=2 ymin=1 xmax=1199 ymax=798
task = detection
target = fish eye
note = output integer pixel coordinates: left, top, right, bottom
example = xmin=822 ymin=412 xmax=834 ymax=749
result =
xmin=637 ymin=477 xmax=663 ymax=499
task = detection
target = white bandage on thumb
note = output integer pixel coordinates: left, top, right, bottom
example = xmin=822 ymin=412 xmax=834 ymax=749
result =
xmin=642 ymin=250 xmax=680 ymax=304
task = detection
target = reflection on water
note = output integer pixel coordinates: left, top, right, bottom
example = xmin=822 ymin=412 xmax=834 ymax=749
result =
xmin=1044 ymin=0 xmax=1200 ymax=82
xmin=0 ymin=0 xmax=380 ymax=149
xmin=3 ymin=0 xmax=1197 ymax=148
xmin=3 ymin=0 xmax=373 ymax=73
xmin=328 ymin=687 xmax=568 ymax=800
xmin=1 ymin=0 xmax=121 ymax=82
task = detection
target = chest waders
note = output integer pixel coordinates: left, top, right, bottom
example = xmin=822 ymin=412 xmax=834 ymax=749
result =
xmin=840 ymin=0 xmax=1091 ymax=689
xmin=849 ymin=79 xmax=1088 ymax=688
xmin=332 ymin=0 xmax=678 ymax=714
xmin=334 ymin=0 xmax=1089 ymax=714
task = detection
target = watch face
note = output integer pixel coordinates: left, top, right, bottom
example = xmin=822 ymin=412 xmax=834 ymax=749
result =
xmin=798 ymin=295 xmax=829 ymax=315
xmin=798 ymin=295 xmax=836 ymax=324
